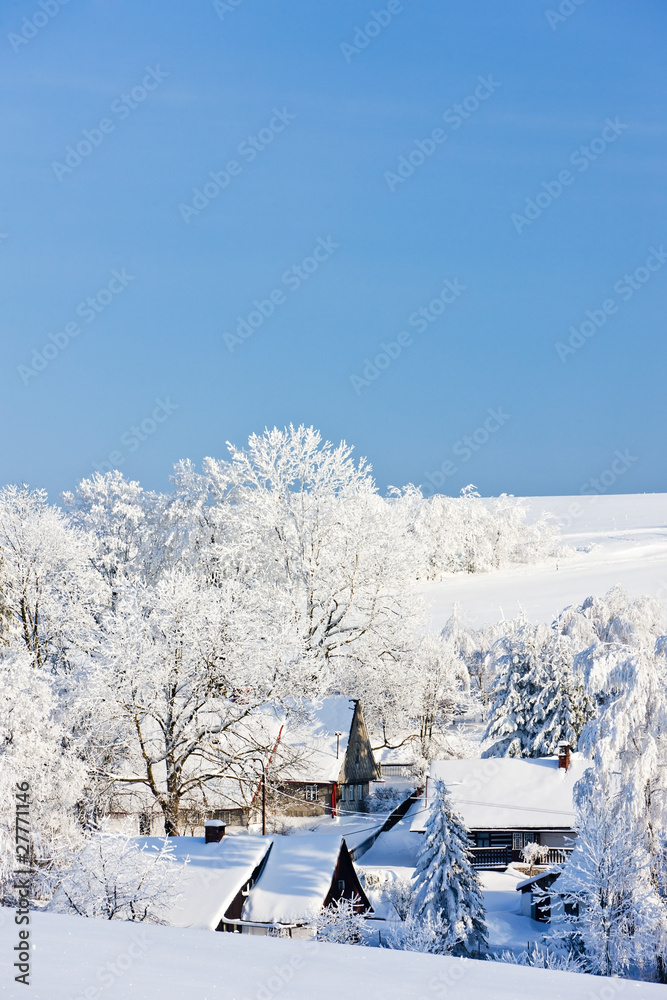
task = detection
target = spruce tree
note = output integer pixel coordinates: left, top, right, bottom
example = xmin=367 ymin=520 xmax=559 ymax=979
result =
xmin=412 ymin=779 xmax=487 ymax=956
xmin=483 ymin=621 xmax=547 ymax=757
xmin=531 ymin=631 xmax=592 ymax=755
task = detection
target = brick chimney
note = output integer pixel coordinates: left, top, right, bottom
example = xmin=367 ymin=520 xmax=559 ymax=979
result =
xmin=558 ymin=743 xmax=571 ymax=771
xmin=204 ymin=819 xmax=226 ymax=843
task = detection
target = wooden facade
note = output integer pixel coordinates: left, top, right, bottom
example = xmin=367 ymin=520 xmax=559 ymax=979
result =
xmin=274 ymin=700 xmax=379 ymax=818
xmin=468 ymin=829 xmax=574 ymax=869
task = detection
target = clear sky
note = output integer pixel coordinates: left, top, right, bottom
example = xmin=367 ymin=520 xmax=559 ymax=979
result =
xmin=1 ymin=0 xmax=666 ymax=500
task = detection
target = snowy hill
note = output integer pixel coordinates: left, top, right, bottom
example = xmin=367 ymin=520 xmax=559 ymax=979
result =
xmin=2 ymin=910 xmax=664 ymax=1000
xmin=421 ymin=493 xmax=667 ymax=628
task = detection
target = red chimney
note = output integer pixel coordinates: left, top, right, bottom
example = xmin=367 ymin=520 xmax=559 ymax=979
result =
xmin=558 ymin=743 xmax=571 ymax=771
xmin=205 ymin=820 xmax=226 ymax=843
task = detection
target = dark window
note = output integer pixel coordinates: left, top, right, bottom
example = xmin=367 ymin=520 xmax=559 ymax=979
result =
xmin=337 ymin=879 xmax=345 ymax=893
xmin=476 ymin=832 xmax=490 ymax=848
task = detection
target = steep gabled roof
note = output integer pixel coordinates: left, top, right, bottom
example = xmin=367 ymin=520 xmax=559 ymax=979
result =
xmin=136 ymin=835 xmax=272 ymax=930
xmin=240 ymin=834 xmax=364 ymax=925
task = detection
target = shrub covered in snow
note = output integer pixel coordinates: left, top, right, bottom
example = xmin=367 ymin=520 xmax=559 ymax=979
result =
xmin=490 ymin=942 xmax=584 ymax=972
xmin=387 ymin=913 xmax=449 ymax=954
xmin=315 ymin=895 xmax=367 ymax=945
xmin=50 ymin=836 xmax=185 ymax=923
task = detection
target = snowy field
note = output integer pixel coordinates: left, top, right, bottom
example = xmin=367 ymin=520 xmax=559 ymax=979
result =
xmin=2 ymin=909 xmax=663 ymax=1000
xmin=421 ymin=493 xmax=667 ymax=629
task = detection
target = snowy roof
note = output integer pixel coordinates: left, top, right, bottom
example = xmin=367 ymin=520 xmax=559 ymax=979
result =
xmin=136 ymin=834 xmax=272 ymax=930
xmin=410 ymin=756 xmax=590 ymax=832
xmin=262 ymin=697 xmax=358 ymax=784
xmin=515 ymin=867 xmax=562 ymax=891
xmin=373 ymin=744 xmax=414 ymax=766
xmin=241 ymin=833 xmax=344 ymax=925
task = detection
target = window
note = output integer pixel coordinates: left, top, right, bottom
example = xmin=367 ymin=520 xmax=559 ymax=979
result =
xmin=305 ymin=785 xmax=318 ymax=802
xmin=340 ymin=785 xmax=346 ymax=802
xmin=337 ymin=879 xmax=345 ymax=893
xmin=513 ymin=832 xmax=537 ymax=851
xmin=476 ymin=832 xmax=490 ymax=848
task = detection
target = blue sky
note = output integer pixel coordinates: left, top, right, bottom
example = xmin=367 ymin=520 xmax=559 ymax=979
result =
xmin=1 ymin=0 xmax=666 ymax=500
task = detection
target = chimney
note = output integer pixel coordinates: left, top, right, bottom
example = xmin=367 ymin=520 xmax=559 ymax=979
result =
xmin=558 ymin=743 xmax=571 ymax=771
xmin=205 ymin=819 xmax=226 ymax=843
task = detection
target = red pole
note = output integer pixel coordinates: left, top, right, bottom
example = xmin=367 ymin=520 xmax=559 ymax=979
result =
xmin=331 ymin=783 xmax=337 ymax=819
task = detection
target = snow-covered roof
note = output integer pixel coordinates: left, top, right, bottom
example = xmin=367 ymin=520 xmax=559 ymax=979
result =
xmin=373 ymin=744 xmax=414 ymax=766
xmin=410 ymin=756 xmax=590 ymax=832
xmin=136 ymin=834 xmax=273 ymax=930
xmin=241 ymin=833 xmax=344 ymax=925
xmin=264 ymin=696 xmax=358 ymax=784
xmin=515 ymin=867 xmax=562 ymax=891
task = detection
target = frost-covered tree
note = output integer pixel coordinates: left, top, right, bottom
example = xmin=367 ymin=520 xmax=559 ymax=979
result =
xmin=484 ymin=620 xmax=592 ymax=758
xmin=521 ymin=842 xmax=548 ymax=875
xmin=556 ymin=773 xmax=665 ymax=979
xmin=482 ymin=621 xmax=548 ymax=757
xmin=530 ymin=631 xmax=592 ymax=755
xmin=93 ymin=571 xmax=302 ymax=835
xmin=381 ymin=875 xmax=415 ymax=921
xmin=412 ymin=779 xmax=487 ymax=956
xmin=199 ymin=426 xmax=424 ymax=729
xmin=410 ymin=631 xmax=470 ymax=763
xmin=0 ymin=485 xmax=102 ymax=669
xmin=50 ymin=835 xmax=184 ymax=922
xmin=406 ymin=485 xmax=563 ymax=579
xmin=0 ymin=646 xmax=88 ymax=903
xmin=491 ymin=943 xmax=583 ymax=972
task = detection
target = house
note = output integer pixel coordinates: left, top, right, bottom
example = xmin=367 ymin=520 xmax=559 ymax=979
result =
xmin=267 ymin=697 xmax=380 ymax=818
xmin=410 ymin=751 xmax=589 ymax=868
xmin=80 ymin=824 xmax=371 ymax=938
xmin=100 ymin=697 xmax=379 ymax=834
xmin=516 ymin=868 xmax=578 ymax=923
xmin=220 ymin=833 xmax=372 ymax=937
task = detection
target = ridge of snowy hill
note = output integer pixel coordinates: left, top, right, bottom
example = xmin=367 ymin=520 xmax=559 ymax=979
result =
xmin=3 ymin=911 xmax=663 ymax=1000
xmin=422 ymin=493 xmax=667 ymax=629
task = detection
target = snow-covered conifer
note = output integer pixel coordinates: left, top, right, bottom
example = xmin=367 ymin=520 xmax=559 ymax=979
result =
xmin=482 ymin=621 xmax=548 ymax=757
xmin=412 ymin=779 xmax=487 ymax=956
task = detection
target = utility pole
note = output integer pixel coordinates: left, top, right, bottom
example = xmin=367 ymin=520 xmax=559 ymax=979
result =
xmin=251 ymin=758 xmax=267 ymax=835
xmin=261 ymin=763 xmax=266 ymax=836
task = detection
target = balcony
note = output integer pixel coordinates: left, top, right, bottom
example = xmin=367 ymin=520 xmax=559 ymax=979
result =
xmin=467 ymin=846 xmax=572 ymax=869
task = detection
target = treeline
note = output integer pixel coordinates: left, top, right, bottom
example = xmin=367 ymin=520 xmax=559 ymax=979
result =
xmin=0 ymin=425 xmax=562 ymax=893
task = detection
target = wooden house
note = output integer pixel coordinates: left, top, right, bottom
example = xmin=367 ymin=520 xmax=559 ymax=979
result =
xmin=516 ymin=868 xmax=578 ymax=923
xmin=410 ymin=753 xmax=588 ymax=868
xmin=268 ymin=698 xmax=380 ymax=818
xmin=220 ymin=833 xmax=372 ymax=937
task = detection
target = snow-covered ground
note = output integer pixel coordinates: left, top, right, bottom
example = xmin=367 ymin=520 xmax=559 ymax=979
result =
xmin=478 ymin=868 xmax=545 ymax=953
xmin=4 ymin=909 xmax=663 ymax=1000
xmin=421 ymin=493 xmax=667 ymax=629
